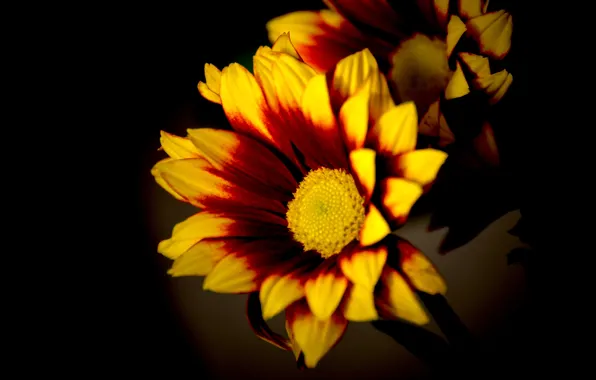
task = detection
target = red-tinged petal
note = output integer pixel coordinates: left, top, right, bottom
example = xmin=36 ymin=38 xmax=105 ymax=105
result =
xmin=286 ymin=300 xmax=348 ymax=368
xmin=197 ymin=63 xmax=222 ymax=104
xmin=458 ymin=52 xmax=491 ymax=79
xmin=203 ymin=238 xmax=299 ymax=293
xmin=473 ymin=121 xmax=500 ymax=166
xmin=343 ymin=283 xmax=379 ymax=321
xmin=187 ymin=128 xmax=297 ymax=200
xmin=349 ymin=148 xmax=376 ymax=202
xmin=220 ymin=63 xmax=294 ymax=159
xmin=473 ymin=69 xmax=513 ymax=104
xmin=159 ymin=209 xmax=289 ymax=261
xmin=339 ymin=82 xmax=370 ymax=151
xmin=167 ymin=238 xmax=233 ymax=277
xmin=271 ymin=32 xmax=303 ymax=60
xmin=339 ymin=244 xmax=387 ymax=289
xmin=419 ymin=100 xmax=441 ymax=137
xmin=444 ymin=61 xmax=470 ymax=100
xmin=380 ymin=178 xmax=423 ymax=226
xmin=417 ymin=0 xmax=451 ymax=32
xmin=332 ymin=48 xmax=378 ymax=103
xmin=458 ymin=0 xmax=488 ymax=19
xmin=152 ymin=158 xmax=186 ymax=201
xmin=152 ymin=158 xmax=287 ymax=213
xmin=360 ymin=204 xmax=391 ymax=246
xmin=368 ymin=101 xmax=418 ymax=156
xmin=247 ymin=293 xmax=292 ymax=351
xmin=305 ymin=259 xmax=349 ymax=320
xmin=160 ymin=131 xmax=199 ymax=159
xmin=324 ymin=0 xmax=405 ymax=38
xmin=466 ymin=10 xmax=513 ymax=60
xmin=272 ymin=53 xmax=317 ymax=112
xmin=267 ymin=10 xmax=390 ymax=73
xmin=397 ymin=238 xmax=447 ymax=295
xmin=386 ymin=148 xmax=447 ymax=188
xmin=446 ymin=15 xmax=466 ymax=58
xmin=285 ymin=319 xmax=302 ymax=360
xmin=301 ymin=74 xmax=348 ymax=169
xmin=376 ymin=267 xmax=430 ymax=324
xmin=389 ymin=34 xmax=450 ymax=117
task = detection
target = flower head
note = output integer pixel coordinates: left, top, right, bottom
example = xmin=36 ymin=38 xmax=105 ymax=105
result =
xmin=153 ymin=33 xmax=447 ymax=368
xmin=267 ymin=0 xmax=514 ymax=166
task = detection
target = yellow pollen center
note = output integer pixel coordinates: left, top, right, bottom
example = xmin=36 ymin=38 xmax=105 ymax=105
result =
xmin=286 ymin=168 xmax=366 ymax=258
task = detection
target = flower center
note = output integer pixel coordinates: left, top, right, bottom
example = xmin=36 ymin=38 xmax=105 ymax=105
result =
xmin=390 ymin=34 xmax=451 ymax=117
xmin=286 ymin=168 xmax=365 ymax=258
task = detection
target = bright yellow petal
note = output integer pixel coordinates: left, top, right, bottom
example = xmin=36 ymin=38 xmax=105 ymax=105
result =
xmin=197 ymin=63 xmax=222 ymax=104
xmin=160 ymin=131 xmax=199 ymax=159
xmin=198 ymin=82 xmax=221 ymax=104
xmin=467 ymin=10 xmax=513 ymax=60
xmin=389 ymin=148 xmax=448 ymax=188
xmin=305 ymin=269 xmax=348 ymax=320
xmin=446 ymin=15 xmax=466 ymax=58
xmin=359 ymin=204 xmax=391 ymax=246
xmin=152 ymin=158 xmax=185 ymax=201
xmin=273 ymin=53 xmax=317 ymax=112
xmin=203 ymin=254 xmax=259 ymax=293
xmin=285 ymin=318 xmax=302 ymax=360
xmin=369 ymin=101 xmax=418 ymax=156
xmin=332 ymin=48 xmax=378 ymax=101
xmin=377 ymin=267 xmax=429 ymax=325
xmin=349 ymin=148 xmax=376 ymax=202
xmin=458 ymin=0 xmax=488 ymax=19
xmin=288 ymin=301 xmax=348 ymax=368
xmin=339 ymin=244 xmax=387 ymax=292
xmin=397 ymin=238 xmax=447 ymax=295
xmin=363 ymin=70 xmax=395 ymax=125
xmin=168 ymin=239 xmax=228 ymax=276
xmin=444 ymin=61 xmax=470 ymax=100
xmin=339 ymin=81 xmax=370 ymax=151
xmin=343 ymin=284 xmax=378 ymax=321
xmin=260 ymin=275 xmax=305 ymax=320
xmin=380 ymin=178 xmax=423 ymax=225
xmin=271 ymin=32 xmax=303 ymax=60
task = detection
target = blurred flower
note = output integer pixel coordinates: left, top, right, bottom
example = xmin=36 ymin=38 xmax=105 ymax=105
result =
xmin=153 ymin=34 xmax=447 ymax=368
xmin=267 ymin=0 xmax=514 ymax=166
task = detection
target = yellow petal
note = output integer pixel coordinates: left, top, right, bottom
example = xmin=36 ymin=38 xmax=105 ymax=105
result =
xmin=446 ymin=15 xmax=466 ymax=58
xmin=458 ymin=0 xmax=488 ymax=19
xmin=287 ymin=301 xmax=348 ymax=368
xmin=397 ymin=238 xmax=447 ymax=295
xmin=467 ymin=10 xmax=513 ymax=60
xmin=260 ymin=275 xmax=305 ymax=320
xmin=343 ymin=284 xmax=378 ymax=321
xmin=339 ymin=81 xmax=370 ymax=151
xmin=285 ymin=318 xmax=302 ymax=360
xmin=339 ymin=245 xmax=387 ymax=289
xmin=389 ymin=148 xmax=448 ymax=188
xmin=360 ymin=204 xmax=391 ymax=246
xmin=168 ymin=239 xmax=228 ymax=276
xmin=332 ymin=48 xmax=378 ymax=101
xmin=271 ymin=32 xmax=303 ymax=60
xmin=473 ymin=69 xmax=513 ymax=104
xmin=369 ymin=101 xmax=418 ymax=156
xmin=197 ymin=63 xmax=222 ymax=104
xmin=273 ymin=53 xmax=317 ymax=112
xmin=152 ymin=158 xmax=185 ymax=201
xmin=305 ymin=268 xmax=348 ymax=320
xmin=458 ymin=52 xmax=491 ymax=78
xmin=160 ymin=131 xmax=199 ymax=159
xmin=365 ymin=70 xmax=396 ymax=125
xmin=444 ymin=61 xmax=470 ymax=100
xmin=377 ymin=267 xmax=429 ymax=325
xmin=203 ymin=254 xmax=259 ymax=293
xmin=380 ymin=178 xmax=423 ymax=225
xmin=349 ymin=148 xmax=376 ymax=202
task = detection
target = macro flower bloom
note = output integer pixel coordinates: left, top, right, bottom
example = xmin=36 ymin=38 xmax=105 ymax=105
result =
xmin=267 ymin=0 xmax=514 ymax=166
xmin=153 ymin=33 xmax=447 ymax=368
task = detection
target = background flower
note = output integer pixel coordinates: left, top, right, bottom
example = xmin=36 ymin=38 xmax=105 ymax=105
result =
xmin=153 ymin=34 xmax=449 ymax=368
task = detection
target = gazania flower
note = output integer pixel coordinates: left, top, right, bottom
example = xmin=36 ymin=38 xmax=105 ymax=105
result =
xmin=267 ymin=0 xmax=514 ymax=166
xmin=153 ymin=33 xmax=447 ymax=368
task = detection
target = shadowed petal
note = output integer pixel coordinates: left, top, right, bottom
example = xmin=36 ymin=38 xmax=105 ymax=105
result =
xmin=473 ymin=69 xmax=513 ymax=104
xmin=324 ymin=0 xmax=404 ymax=38
xmin=397 ymin=238 xmax=447 ymax=295
xmin=446 ymin=15 xmax=466 ymax=58
xmin=458 ymin=0 xmax=489 ymax=19
xmin=466 ymin=10 xmax=513 ymax=59
xmin=444 ymin=61 xmax=470 ymax=100
xmin=247 ymin=293 xmax=292 ymax=351
xmin=286 ymin=300 xmax=348 ymax=368
xmin=376 ymin=266 xmax=429 ymax=325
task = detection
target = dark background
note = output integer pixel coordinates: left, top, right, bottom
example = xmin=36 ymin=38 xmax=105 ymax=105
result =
xmin=94 ymin=1 xmax=555 ymax=378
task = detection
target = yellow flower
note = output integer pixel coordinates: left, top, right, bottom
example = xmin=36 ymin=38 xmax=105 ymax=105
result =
xmin=153 ymin=33 xmax=447 ymax=368
xmin=267 ymin=0 xmax=514 ymax=166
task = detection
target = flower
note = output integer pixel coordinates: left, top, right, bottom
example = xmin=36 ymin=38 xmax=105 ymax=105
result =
xmin=153 ymin=33 xmax=447 ymax=368
xmin=267 ymin=0 xmax=514 ymax=166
